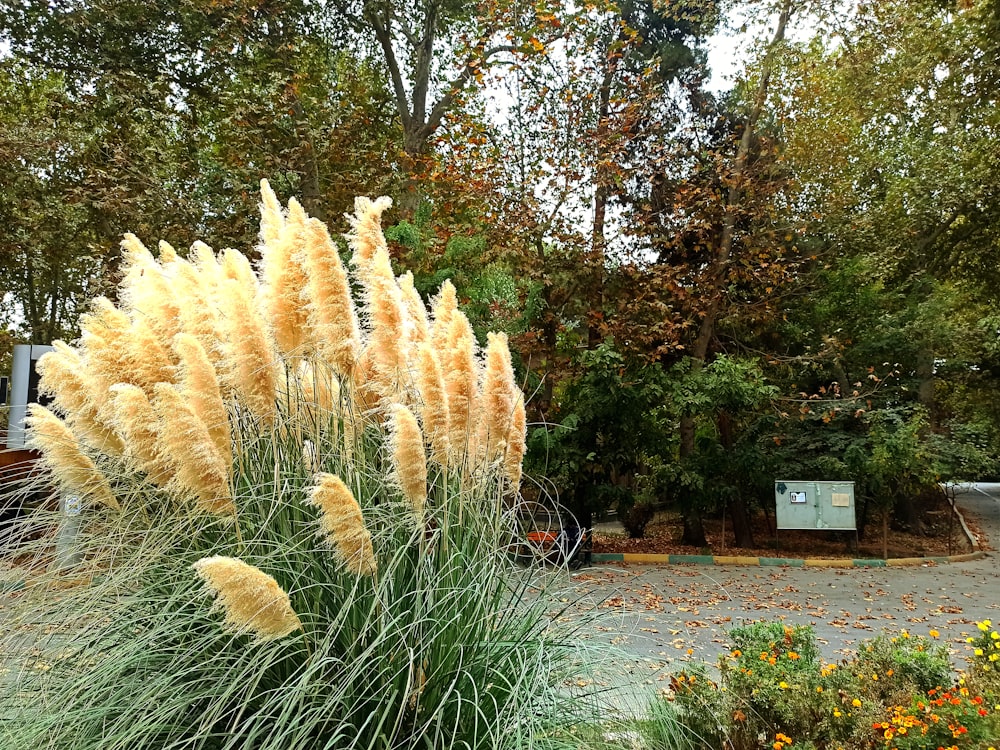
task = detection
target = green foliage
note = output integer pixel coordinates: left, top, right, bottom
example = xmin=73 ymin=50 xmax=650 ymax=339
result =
xmin=527 ymin=342 xmax=672 ymax=524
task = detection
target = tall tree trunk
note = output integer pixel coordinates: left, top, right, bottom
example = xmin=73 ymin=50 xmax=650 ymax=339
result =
xmin=717 ymin=410 xmax=754 ymax=548
xmin=676 ymin=0 xmax=791 ymax=548
xmin=589 ymin=41 xmax=622 ymax=350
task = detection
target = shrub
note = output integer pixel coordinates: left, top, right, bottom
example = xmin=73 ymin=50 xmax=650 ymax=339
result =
xmin=661 ymin=622 xmax=1000 ymax=750
xmin=0 ymin=184 xmax=591 ymax=750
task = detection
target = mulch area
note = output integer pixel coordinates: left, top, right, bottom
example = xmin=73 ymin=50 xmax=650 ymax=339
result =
xmin=593 ymin=499 xmax=974 ymax=560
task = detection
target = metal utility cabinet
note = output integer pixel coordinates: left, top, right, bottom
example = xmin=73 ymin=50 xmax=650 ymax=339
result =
xmin=774 ymin=480 xmax=856 ymax=531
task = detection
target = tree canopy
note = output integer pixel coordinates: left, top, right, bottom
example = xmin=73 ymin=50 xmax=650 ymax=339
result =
xmin=3 ymin=0 xmax=997 ymax=546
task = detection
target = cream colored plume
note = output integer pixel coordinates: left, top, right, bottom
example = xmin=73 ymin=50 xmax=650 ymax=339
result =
xmin=346 ymin=196 xmax=393 ymax=275
xmin=152 ymin=382 xmax=234 ymax=515
xmin=220 ymin=247 xmax=258 ymax=293
xmin=36 ymin=341 xmax=89 ymax=416
xmin=389 ymin=404 xmax=427 ymax=521
xmin=174 ymin=333 xmax=231 ymax=465
xmin=80 ymin=297 xmax=134 ymax=401
xmin=157 ymin=240 xmax=179 ymax=265
xmin=193 ymin=556 xmax=301 ymax=642
xmin=126 ymin=318 xmax=175 ymax=392
xmin=416 ymin=344 xmax=449 ymax=466
xmin=301 ymin=216 xmax=360 ymax=376
xmin=119 ymin=233 xmax=182 ymax=349
xmin=26 ymin=405 xmax=120 ymax=511
xmin=350 ymin=347 xmax=381 ymax=415
xmin=398 ymin=271 xmax=429 ymax=348
xmin=477 ymin=332 xmax=518 ymax=463
xmin=443 ymin=312 xmax=478 ymax=467
xmin=170 ymin=257 xmax=223 ymax=364
xmin=108 ymin=384 xmax=173 ymax=486
xmin=430 ymin=280 xmax=458 ymax=354
xmin=259 ymin=194 xmax=310 ymax=356
xmin=364 ymin=249 xmax=410 ymax=405
xmin=307 ymin=473 xmax=376 ymax=576
xmin=35 ymin=342 xmax=124 ymax=455
xmin=504 ymin=391 xmax=527 ymax=490
xmin=217 ymin=278 xmax=278 ymax=424
xmin=191 ymin=241 xmax=224 ymax=290
xmin=258 ymin=179 xmax=286 ymax=248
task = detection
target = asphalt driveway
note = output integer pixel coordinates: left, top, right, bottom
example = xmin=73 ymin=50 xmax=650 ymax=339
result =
xmin=553 ymin=484 xmax=1000 ymax=702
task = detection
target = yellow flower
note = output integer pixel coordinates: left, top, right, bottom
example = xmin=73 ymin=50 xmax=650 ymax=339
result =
xmin=833 ymin=709 xmax=842 ymax=717
xmin=816 ymin=686 xmax=823 ymax=693
xmin=992 ymin=632 xmax=999 ymax=640
xmin=989 ymin=653 xmax=999 ymax=662
xmin=779 ymin=681 xmax=789 ymax=689
xmin=852 ymin=698 xmax=862 ymax=707
xmin=978 ymin=620 xmax=991 ymax=632
xmin=975 ymin=648 xmax=984 ymax=656
xmin=929 ymin=629 xmax=940 ymax=638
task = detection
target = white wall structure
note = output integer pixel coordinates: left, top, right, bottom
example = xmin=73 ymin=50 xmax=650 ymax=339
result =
xmin=6 ymin=344 xmax=53 ymax=448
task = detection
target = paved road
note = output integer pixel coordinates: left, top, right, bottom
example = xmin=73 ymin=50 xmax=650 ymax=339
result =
xmin=550 ymin=483 xmax=1000 ymax=708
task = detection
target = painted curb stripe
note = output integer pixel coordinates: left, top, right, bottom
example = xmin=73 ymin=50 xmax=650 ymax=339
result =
xmin=668 ymin=554 xmax=715 ymax=565
xmin=759 ymin=557 xmax=804 ymax=567
xmin=712 ymin=556 xmax=761 ymax=566
xmin=804 ymin=558 xmax=854 ymax=568
xmin=622 ymin=553 xmax=673 ymax=564
xmin=590 ymin=553 xmax=624 ymax=562
xmin=590 ymin=550 xmax=988 ymax=568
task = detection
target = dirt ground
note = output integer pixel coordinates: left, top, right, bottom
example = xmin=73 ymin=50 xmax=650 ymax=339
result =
xmin=593 ymin=494 xmax=973 ymax=559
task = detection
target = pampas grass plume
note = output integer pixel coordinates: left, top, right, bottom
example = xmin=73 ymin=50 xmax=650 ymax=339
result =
xmin=259 ymin=195 xmax=309 ymax=356
xmin=152 ymin=383 xmax=234 ymax=515
xmin=80 ymin=297 xmax=133 ymax=399
xmin=217 ymin=278 xmax=278 ymax=424
xmin=220 ymin=247 xmax=258 ymax=293
xmin=26 ymin=405 xmax=120 ymax=511
xmin=346 ymin=196 xmax=393 ymax=275
xmin=127 ymin=318 xmax=176 ymax=392
xmin=193 ymin=556 xmax=302 ymax=642
xmin=504 ymin=391 xmax=527 ymax=490
xmin=444 ymin=312 xmax=478 ymax=467
xmin=365 ymin=249 xmax=408 ymax=403
xmin=307 ymin=473 xmax=376 ymax=576
xmin=108 ymin=384 xmax=173 ymax=486
xmin=302 ymin=216 xmax=360 ymax=376
xmin=36 ymin=340 xmax=125 ymax=456
xmin=398 ymin=271 xmax=429 ymax=348
xmin=258 ymin=179 xmax=285 ymax=247
xmin=389 ymin=404 xmax=427 ymax=521
xmin=174 ymin=333 xmax=232 ymax=466
xmin=416 ymin=344 xmax=450 ymax=467
xmin=430 ymin=279 xmax=458 ymax=354
xmin=119 ymin=234 xmax=182 ymax=350
xmin=478 ymin=332 xmax=517 ymax=463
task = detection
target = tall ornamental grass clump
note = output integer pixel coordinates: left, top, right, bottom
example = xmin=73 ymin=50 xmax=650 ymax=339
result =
xmin=1 ymin=183 xmax=585 ymax=750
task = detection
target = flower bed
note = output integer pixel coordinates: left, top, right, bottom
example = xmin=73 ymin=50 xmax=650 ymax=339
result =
xmin=659 ymin=620 xmax=1000 ymax=750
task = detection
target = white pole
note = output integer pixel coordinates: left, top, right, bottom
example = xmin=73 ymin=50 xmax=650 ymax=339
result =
xmin=53 ymin=494 xmax=83 ymax=570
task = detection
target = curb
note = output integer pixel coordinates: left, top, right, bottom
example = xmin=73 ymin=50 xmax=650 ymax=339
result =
xmin=589 ymin=550 xmax=989 ymax=568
